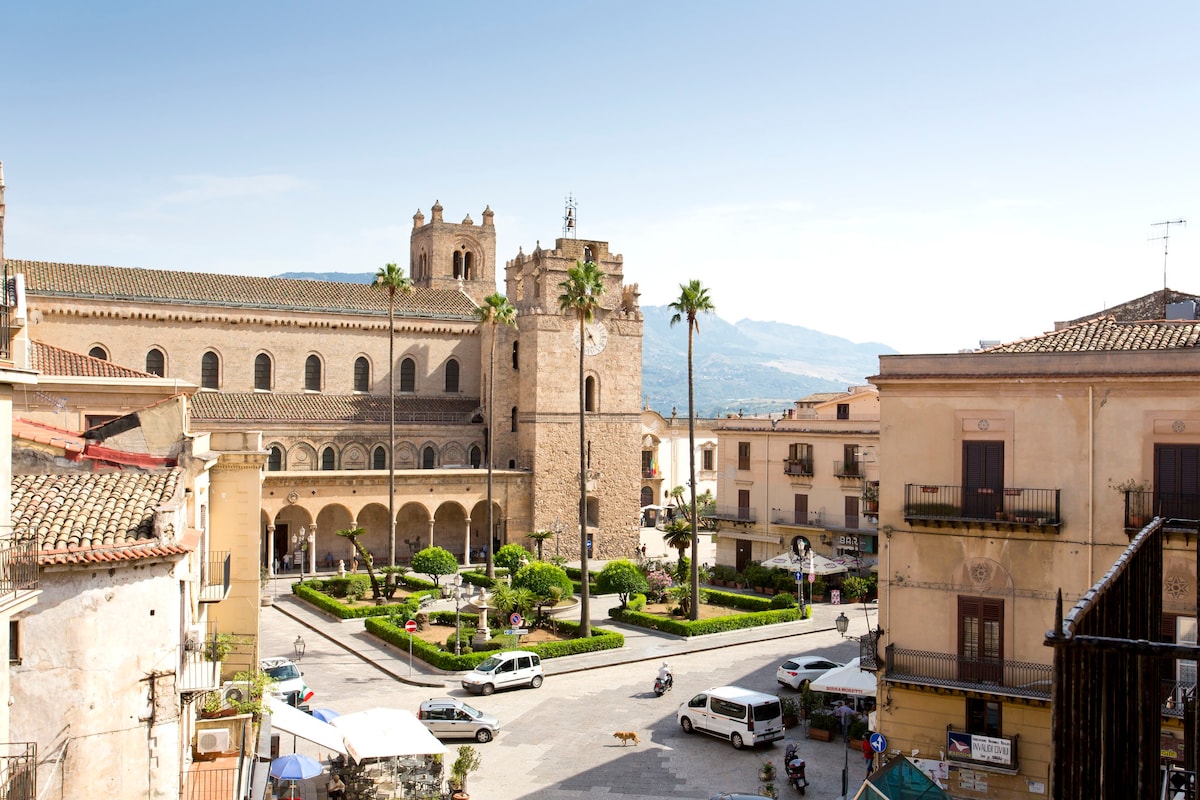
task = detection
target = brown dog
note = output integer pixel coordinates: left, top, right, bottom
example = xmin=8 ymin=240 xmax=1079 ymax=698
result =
xmin=612 ymin=731 xmax=640 ymax=746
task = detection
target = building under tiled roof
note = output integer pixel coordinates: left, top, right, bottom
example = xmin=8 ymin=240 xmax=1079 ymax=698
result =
xmin=31 ymin=341 xmax=159 ymax=379
xmin=1057 ymin=288 xmax=1200 ymax=328
xmin=985 ymin=317 xmax=1200 ymax=354
xmin=189 ymin=392 xmax=481 ymax=423
xmin=12 ymin=470 xmax=185 ymax=564
xmin=11 ymin=260 xmax=480 ymax=319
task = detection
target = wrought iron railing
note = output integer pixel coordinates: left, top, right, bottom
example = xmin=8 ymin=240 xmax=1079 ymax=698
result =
xmin=180 ymin=765 xmax=240 ymax=800
xmin=784 ymin=458 xmax=813 ymax=477
xmin=0 ymin=533 xmax=38 ymax=601
xmin=903 ymin=484 xmax=1062 ymax=528
xmin=199 ymin=552 xmax=230 ymax=603
xmin=0 ymin=267 xmax=11 ymax=364
xmin=859 ymin=632 xmax=881 ymax=671
xmin=0 ymin=742 xmax=36 ymax=800
xmin=1161 ymin=680 xmax=1196 ymax=719
xmin=178 ymin=648 xmax=222 ymax=693
xmin=884 ymin=644 xmax=1053 ymax=699
xmin=709 ymin=506 xmax=756 ymax=523
xmin=1124 ymin=490 xmax=1200 ymax=530
xmin=834 ymin=460 xmax=861 ymax=478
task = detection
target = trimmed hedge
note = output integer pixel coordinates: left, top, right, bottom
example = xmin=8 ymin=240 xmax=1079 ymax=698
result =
xmin=365 ymin=615 xmax=625 ymax=671
xmin=295 ymin=576 xmax=439 ymax=619
xmin=609 ymin=605 xmax=802 ymax=636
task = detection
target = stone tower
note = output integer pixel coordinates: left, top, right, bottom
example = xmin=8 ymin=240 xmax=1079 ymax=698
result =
xmin=500 ymin=237 xmax=643 ymax=559
xmin=409 ymin=201 xmax=497 ymax=305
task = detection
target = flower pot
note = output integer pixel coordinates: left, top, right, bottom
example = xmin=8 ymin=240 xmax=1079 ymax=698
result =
xmin=807 ymin=727 xmax=835 ymax=742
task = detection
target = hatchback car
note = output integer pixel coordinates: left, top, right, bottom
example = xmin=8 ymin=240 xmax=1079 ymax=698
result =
xmin=461 ymin=650 xmax=543 ymax=695
xmin=775 ymin=655 xmax=843 ymax=690
xmin=418 ymin=697 xmax=501 ymax=743
xmin=260 ymin=657 xmax=313 ymax=705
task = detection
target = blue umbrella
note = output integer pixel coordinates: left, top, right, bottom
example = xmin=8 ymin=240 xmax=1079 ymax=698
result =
xmin=311 ymin=708 xmax=340 ymax=723
xmin=270 ymin=753 xmax=324 ymax=781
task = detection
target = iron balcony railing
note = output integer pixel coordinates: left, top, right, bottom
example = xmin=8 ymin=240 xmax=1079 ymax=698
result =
xmin=198 ymin=552 xmax=231 ymax=604
xmin=0 ymin=267 xmax=11 ymax=363
xmin=834 ymin=460 xmax=861 ymax=478
xmin=181 ymin=765 xmax=241 ymax=800
xmin=860 ymin=632 xmax=881 ymax=671
xmin=0 ymin=742 xmax=36 ymax=800
xmin=0 ymin=533 xmax=39 ymax=601
xmin=1124 ymin=490 xmax=1200 ymax=531
xmin=784 ymin=458 xmax=814 ymax=477
xmin=883 ymin=643 xmax=1053 ymax=699
xmin=708 ymin=506 xmax=756 ymax=523
xmin=904 ymin=484 xmax=1062 ymax=528
xmin=641 ymin=467 xmax=660 ymax=479
xmin=1161 ymin=680 xmax=1196 ymax=719
xmin=178 ymin=647 xmax=222 ymax=693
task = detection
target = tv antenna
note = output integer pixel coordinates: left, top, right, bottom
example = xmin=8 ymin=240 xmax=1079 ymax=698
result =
xmin=563 ymin=194 xmax=577 ymax=238
xmin=1150 ymin=219 xmax=1186 ymax=296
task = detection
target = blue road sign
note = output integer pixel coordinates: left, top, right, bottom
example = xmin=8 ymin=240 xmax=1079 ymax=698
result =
xmin=869 ymin=732 xmax=887 ymax=753
xmin=509 ymin=612 xmax=522 ymax=626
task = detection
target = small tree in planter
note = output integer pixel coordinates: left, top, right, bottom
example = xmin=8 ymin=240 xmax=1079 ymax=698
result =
xmin=450 ymin=744 xmax=482 ymax=799
xmin=597 ymin=560 xmax=649 ymax=608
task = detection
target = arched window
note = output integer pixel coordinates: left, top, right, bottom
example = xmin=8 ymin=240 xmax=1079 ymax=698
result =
xmin=585 ymin=376 xmax=597 ymax=412
xmin=373 ymin=446 xmax=387 ymax=469
xmin=354 ymin=357 xmax=370 ymax=392
xmin=305 ymin=355 xmax=322 ymax=391
xmin=400 ymin=358 xmax=416 ymax=393
xmin=470 ymin=446 xmax=482 ymax=468
xmin=321 ymin=447 xmax=336 ymax=470
xmin=89 ymin=346 xmax=108 ymax=361
xmin=201 ymin=351 xmax=220 ymax=389
xmin=267 ymin=446 xmax=283 ymax=471
xmin=145 ymin=348 xmax=165 ymax=377
xmin=445 ymin=360 xmax=460 ymax=393
xmin=508 ymin=459 xmax=516 ymax=469
xmin=640 ymin=486 xmax=654 ymax=507
xmin=464 ymin=251 xmax=474 ymax=280
xmin=511 ymin=406 xmax=518 ymax=432
xmin=422 ymin=446 xmax=436 ymax=469
xmin=254 ymin=353 xmax=272 ymax=390
xmin=452 ymin=251 xmax=463 ymax=279
xmin=511 ymin=342 xmax=519 ymax=370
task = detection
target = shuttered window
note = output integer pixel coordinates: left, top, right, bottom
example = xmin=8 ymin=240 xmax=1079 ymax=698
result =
xmin=963 ymin=441 xmax=1004 ymax=517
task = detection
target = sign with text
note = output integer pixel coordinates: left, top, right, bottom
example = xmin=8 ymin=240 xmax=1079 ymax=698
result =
xmin=947 ymin=731 xmax=1014 ymax=767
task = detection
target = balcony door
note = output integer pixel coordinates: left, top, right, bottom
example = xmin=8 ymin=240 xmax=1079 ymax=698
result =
xmin=963 ymin=441 xmax=1004 ymax=519
xmin=1155 ymin=444 xmax=1200 ymax=521
xmin=959 ymin=596 xmax=1003 ymax=684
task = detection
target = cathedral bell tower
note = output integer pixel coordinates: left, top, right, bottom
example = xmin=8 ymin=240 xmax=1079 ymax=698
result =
xmin=409 ymin=201 xmax=497 ymax=305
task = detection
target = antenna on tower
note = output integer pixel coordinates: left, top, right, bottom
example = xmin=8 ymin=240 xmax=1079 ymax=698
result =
xmin=563 ymin=194 xmax=577 ymax=238
xmin=1150 ymin=219 xmax=1186 ymax=301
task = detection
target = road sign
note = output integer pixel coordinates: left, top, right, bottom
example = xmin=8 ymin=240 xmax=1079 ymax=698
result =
xmin=808 ymin=573 xmax=815 ymax=583
xmin=504 ymin=628 xmax=529 ymax=636
xmin=870 ymin=732 xmax=887 ymax=753
xmin=404 ymin=620 xmax=418 ymax=633
xmin=794 ymin=572 xmax=803 ymax=581
xmin=509 ymin=612 xmax=522 ymax=626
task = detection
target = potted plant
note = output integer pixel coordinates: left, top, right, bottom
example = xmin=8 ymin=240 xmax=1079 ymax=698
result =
xmin=260 ymin=566 xmax=273 ymax=606
xmin=810 ymin=575 xmax=828 ymax=603
xmin=1112 ymin=478 xmax=1151 ymax=526
xmin=779 ymin=695 xmax=800 ymax=729
xmin=759 ymin=759 xmax=776 ymax=782
xmin=847 ymin=718 xmax=869 ymax=750
xmin=450 ymin=744 xmax=481 ymax=800
xmin=808 ymin=711 xmax=837 ymax=742
xmin=862 ymin=481 xmax=879 ymax=513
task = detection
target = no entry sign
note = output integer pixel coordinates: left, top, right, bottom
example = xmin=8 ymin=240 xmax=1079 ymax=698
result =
xmin=405 ymin=620 xmax=418 ymax=633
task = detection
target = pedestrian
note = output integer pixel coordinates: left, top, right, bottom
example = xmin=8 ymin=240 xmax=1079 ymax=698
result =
xmin=641 ymin=543 xmax=647 ymax=558
xmin=327 ymin=772 xmax=346 ymax=800
xmin=283 ymin=552 xmax=292 ymax=571
xmin=863 ymin=735 xmax=873 ymax=775
xmin=351 ymin=553 xmax=359 ymax=574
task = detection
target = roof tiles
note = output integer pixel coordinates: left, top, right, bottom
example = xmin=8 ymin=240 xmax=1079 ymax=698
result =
xmin=189 ymin=392 xmax=480 ymax=423
xmin=31 ymin=341 xmax=159 ymax=379
xmin=985 ymin=317 xmax=1200 ymax=354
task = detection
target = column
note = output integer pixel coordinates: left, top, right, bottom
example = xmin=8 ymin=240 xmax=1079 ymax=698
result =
xmin=266 ymin=524 xmax=276 ymax=576
xmin=307 ymin=524 xmax=317 ymax=575
xmin=462 ymin=518 xmax=472 ymax=566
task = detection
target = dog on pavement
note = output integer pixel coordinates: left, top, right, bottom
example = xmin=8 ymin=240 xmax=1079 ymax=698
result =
xmin=612 ymin=731 xmax=640 ymax=746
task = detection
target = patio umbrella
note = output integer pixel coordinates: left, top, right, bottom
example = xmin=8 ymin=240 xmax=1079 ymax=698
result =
xmin=760 ymin=551 xmax=849 ymax=576
xmin=311 ymin=708 xmax=340 ymax=723
xmin=271 ymin=752 xmax=324 ymax=800
xmin=810 ymin=657 xmax=878 ymax=697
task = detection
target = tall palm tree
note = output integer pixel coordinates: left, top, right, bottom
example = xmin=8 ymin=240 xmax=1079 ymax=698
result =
xmin=668 ymin=279 xmax=714 ymax=621
xmin=558 ymin=259 xmax=606 ymax=638
xmin=375 ymin=262 xmax=413 ymax=567
xmin=474 ymin=292 xmax=517 ymax=579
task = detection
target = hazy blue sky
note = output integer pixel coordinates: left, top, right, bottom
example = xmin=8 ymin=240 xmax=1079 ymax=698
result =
xmin=3 ymin=2 xmax=1197 ymax=353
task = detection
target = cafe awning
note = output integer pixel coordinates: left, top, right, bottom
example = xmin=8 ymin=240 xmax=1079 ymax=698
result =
xmin=330 ymin=708 xmax=446 ymax=763
xmin=760 ymin=551 xmax=849 ymax=576
xmin=265 ymin=697 xmax=348 ymax=755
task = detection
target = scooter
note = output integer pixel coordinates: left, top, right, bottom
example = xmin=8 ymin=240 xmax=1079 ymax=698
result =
xmin=784 ymin=742 xmax=808 ymax=794
xmin=653 ymin=673 xmax=673 ymax=696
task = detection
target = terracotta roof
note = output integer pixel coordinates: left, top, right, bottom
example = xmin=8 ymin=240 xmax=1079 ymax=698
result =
xmin=12 ymin=419 xmax=86 ymax=456
xmin=985 ymin=317 xmax=1200 ymax=353
xmin=11 ymin=260 xmax=480 ymax=319
xmin=1059 ymin=288 xmax=1200 ymax=327
xmin=31 ymin=341 xmax=159 ymax=379
xmin=188 ymin=392 xmax=481 ymax=423
xmin=12 ymin=470 xmax=184 ymax=564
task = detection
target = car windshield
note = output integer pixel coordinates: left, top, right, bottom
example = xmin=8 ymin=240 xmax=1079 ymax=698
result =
xmin=459 ymin=703 xmax=482 ymax=718
xmin=475 ymin=656 xmax=502 ymax=672
xmin=265 ymin=664 xmax=300 ymax=681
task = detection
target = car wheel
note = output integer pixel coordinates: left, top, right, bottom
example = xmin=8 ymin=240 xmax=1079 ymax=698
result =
xmin=481 ymin=683 xmax=495 ymax=696
xmin=731 ymin=732 xmax=745 ymax=750
xmin=475 ymin=728 xmax=493 ymax=743
xmin=680 ymin=717 xmax=694 ymax=734
xmin=530 ymin=675 xmax=543 ymax=689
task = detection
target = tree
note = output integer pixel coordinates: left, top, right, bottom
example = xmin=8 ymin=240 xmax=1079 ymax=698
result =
xmin=525 ymin=529 xmax=555 ymax=561
xmin=662 ymin=518 xmax=693 ymax=563
xmin=375 ymin=262 xmax=413 ymax=567
xmin=596 ymin=560 xmax=650 ymax=607
xmin=474 ymin=292 xmax=517 ymax=579
xmin=410 ymin=546 xmax=458 ymax=586
xmin=513 ymin=562 xmax=574 ymax=626
xmin=669 ymin=279 xmax=715 ymax=621
xmin=336 ymin=526 xmax=383 ymax=602
xmin=494 ymin=543 xmax=530 ymax=574
xmin=558 ymin=259 xmax=606 ymax=637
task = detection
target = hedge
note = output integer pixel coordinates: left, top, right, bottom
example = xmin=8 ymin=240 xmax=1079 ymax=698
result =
xmin=294 ymin=576 xmax=439 ymax=619
xmin=609 ymin=605 xmax=802 ymax=636
xmin=365 ymin=616 xmax=624 ymax=671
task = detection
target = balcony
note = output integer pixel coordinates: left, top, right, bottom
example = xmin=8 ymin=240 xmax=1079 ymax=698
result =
xmin=199 ymin=552 xmax=231 ymax=604
xmin=179 ymin=646 xmax=222 ymax=694
xmin=1161 ymin=680 xmax=1196 ymax=719
xmin=834 ymin=460 xmax=862 ymax=479
xmin=904 ymin=484 xmax=1062 ymax=531
xmin=883 ymin=643 xmax=1053 ymax=700
xmin=783 ymin=458 xmax=813 ymax=478
xmin=1124 ymin=490 xmax=1200 ymax=533
xmin=0 ymin=742 xmax=36 ymax=800
xmin=642 ymin=468 xmax=661 ymax=479
xmin=707 ymin=506 xmax=756 ymax=525
xmin=181 ymin=763 xmax=243 ymax=800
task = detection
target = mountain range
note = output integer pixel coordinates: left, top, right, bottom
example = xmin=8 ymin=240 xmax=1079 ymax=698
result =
xmin=275 ymin=272 xmax=895 ymax=418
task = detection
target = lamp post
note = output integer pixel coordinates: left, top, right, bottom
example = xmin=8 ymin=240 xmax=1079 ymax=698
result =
xmin=293 ymin=635 xmax=306 ymax=661
xmin=292 ymin=526 xmax=308 ymax=586
xmin=835 ymin=611 xmax=850 ymax=638
xmin=452 ymin=573 xmax=464 ymax=656
xmin=841 ymin=708 xmax=851 ymax=799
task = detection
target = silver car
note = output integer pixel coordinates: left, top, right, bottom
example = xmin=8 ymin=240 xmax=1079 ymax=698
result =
xmin=775 ymin=655 xmax=843 ymax=690
xmin=418 ymin=697 xmax=500 ymax=743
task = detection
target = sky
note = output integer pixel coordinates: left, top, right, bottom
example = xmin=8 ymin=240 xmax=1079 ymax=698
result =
xmin=2 ymin=2 xmax=1198 ymax=354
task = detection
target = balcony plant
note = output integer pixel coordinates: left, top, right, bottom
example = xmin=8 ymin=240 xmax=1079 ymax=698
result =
xmin=862 ymin=481 xmax=879 ymax=513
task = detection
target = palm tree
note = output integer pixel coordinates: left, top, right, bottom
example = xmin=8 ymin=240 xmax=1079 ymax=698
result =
xmin=668 ymin=279 xmax=715 ymax=621
xmin=662 ymin=518 xmax=692 ymax=562
xmin=558 ymin=259 xmax=606 ymax=637
xmin=375 ymin=262 xmax=413 ymax=567
xmin=526 ymin=529 xmax=555 ymax=562
xmin=474 ymin=293 xmax=517 ymax=579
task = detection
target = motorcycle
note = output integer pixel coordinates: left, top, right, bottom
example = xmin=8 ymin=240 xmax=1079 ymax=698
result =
xmin=653 ymin=673 xmax=673 ymax=696
xmin=784 ymin=742 xmax=808 ymax=795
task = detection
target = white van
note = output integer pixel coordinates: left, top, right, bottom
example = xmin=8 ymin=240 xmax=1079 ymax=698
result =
xmin=676 ymin=686 xmax=785 ymax=749
xmin=461 ymin=650 xmax=544 ymax=696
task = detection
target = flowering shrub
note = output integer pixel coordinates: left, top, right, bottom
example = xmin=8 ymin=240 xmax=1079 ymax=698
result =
xmin=644 ymin=569 xmax=673 ymax=601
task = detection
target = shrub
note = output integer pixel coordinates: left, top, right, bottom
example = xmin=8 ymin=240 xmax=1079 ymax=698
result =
xmin=596 ymin=560 xmax=649 ymax=606
xmin=644 ymin=569 xmax=673 ymax=601
xmin=743 ymin=564 xmax=772 ymax=588
xmin=627 ymin=593 xmax=647 ymax=612
xmin=848 ymin=718 xmax=869 ymax=740
xmin=609 ymin=604 xmax=800 ymax=636
xmin=843 ymin=576 xmax=871 ymax=601
xmin=811 ymin=575 xmax=828 ymax=597
xmin=771 ymin=592 xmax=797 ymax=609
xmin=810 ymin=711 xmax=837 ymax=732
xmin=495 ymin=543 xmax=531 ymax=573
xmin=411 ymin=546 xmax=459 ymax=586
xmin=512 ymin=561 xmax=573 ymax=599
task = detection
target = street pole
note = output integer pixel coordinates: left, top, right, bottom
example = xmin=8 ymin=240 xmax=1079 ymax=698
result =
xmin=842 ymin=714 xmax=850 ymax=799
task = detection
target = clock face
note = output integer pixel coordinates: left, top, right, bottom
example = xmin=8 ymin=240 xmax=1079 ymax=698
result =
xmin=572 ymin=321 xmax=609 ymax=355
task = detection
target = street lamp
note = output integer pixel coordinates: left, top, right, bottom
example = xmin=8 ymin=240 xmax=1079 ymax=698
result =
xmin=293 ymin=635 xmax=305 ymax=661
xmin=835 ymin=612 xmax=850 ymax=638
xmin=292 ymin=526 xmax=307 ymax=585
xmin=452 ymin=573 xmax=464 ymax=656
xmin=841 ymin=706 xmax=851 ymax=798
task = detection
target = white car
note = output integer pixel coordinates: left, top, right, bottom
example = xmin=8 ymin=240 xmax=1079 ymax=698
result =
xmin=775 ymin=655 xmax=843 ymax=690
xmin=261 ymin=657 xmax=313 ymax=705
xmin=461 ymin=650 xmax=543 ymax=696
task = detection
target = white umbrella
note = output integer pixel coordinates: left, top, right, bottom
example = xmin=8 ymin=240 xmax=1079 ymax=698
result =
xmin=329 ymin=708 xmax=446 ymax=763
xmin=760 ymin=551 xmax=849 ymax=576
xmin=265 ymin=697 xmax=348 ymax=755
xmin=810 ymin=657 xmax=877 ymax=697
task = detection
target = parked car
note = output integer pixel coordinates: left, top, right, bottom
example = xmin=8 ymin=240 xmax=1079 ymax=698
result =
xmin=260 ymin=657 xmax=313 ymax=705
xmin=775 ymin=654 xmax=843 ymax=690
xmin=677 ymin=686 xmax=785 ymax=749
xmin=461 ymin=650 xmax=543 ymax=695
xmin=418 ymin=697 xmax=501 ymax=743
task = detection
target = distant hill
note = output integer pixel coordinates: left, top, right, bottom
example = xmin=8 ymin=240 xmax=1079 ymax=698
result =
xmin=271 ymin=272 xmax=895 ymax=417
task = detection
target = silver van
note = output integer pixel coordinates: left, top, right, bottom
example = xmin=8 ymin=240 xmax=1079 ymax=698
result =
xmin=677 ymin=685 xmax=785 ymax=749
xmin=461 ymin=650 xmax=544 ymax=696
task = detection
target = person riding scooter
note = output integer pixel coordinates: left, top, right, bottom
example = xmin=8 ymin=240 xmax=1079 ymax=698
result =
xmin=654 ymin=661 xmax=674 ymax=695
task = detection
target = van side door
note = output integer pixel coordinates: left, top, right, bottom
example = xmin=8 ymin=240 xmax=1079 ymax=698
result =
xmin=685 ymin=693 xmax=711 ymax=733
